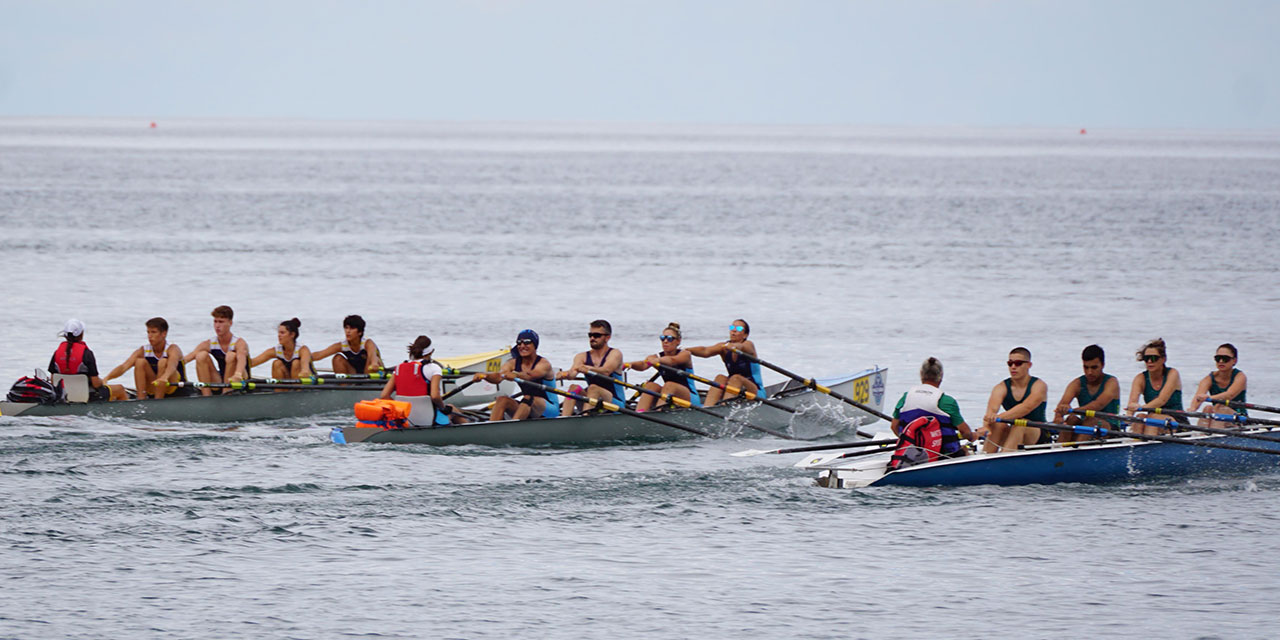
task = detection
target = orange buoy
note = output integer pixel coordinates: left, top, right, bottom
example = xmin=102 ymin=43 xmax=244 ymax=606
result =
xmin=150 ymin=122 xmax=157 ymax=128
xmin=1079 ymin=128 xmax=1087 ymax=135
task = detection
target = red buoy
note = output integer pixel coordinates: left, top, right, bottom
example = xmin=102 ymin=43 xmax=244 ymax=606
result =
xmin=1079 ymin=128 xmax=1087 ymax=135
xmin=150 ymin=122 xmax=157 ymax=128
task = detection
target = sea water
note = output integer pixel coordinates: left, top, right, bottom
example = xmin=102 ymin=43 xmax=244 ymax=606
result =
xmin=2 ymin=119 xmax=1279 ymax=638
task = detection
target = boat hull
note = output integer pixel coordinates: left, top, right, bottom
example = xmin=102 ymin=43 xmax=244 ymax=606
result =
xmin=336 ymin=367 xmax=889 ymax=447
xmin=809 ymin=430 xmax=1280 ymax=488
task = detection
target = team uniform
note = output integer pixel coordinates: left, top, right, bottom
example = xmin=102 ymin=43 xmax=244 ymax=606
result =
xmin=208 ymin=335 xmax=242 ymax=379
xmin=1002 ymin=376 xmax=1049 ymax=443
xmin=274 ymin=344 xmax=316 ymax=377
xmin=892 ymin=384 xmax=967 ymax=458
xmin=1210 ymin=368 xmax=1247 ymax=416
xmin=1075 ymin=373 xmax=1121 ymax=427
xmin=657 ymin=350 xmax=702 ymax=407
xmin=512 ymin=356 xmax=560 ymax=419
xmin=721 ymin=350 xmax=766 ymax=398
xmin=340 ymin=340 xmax=379 ymax=372
xmin=142 ymin=341 xmax=192 ymax=396
xmin=393 ymin=359 xmax=450 ymax=426
xmin=583 ymin=348 xmax=626 ymax=404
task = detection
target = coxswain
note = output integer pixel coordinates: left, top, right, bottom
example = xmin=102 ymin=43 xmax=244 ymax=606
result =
xmin=183 ymin=305 xmax=250 ymax=396
xmin=473 ymin=329 xmax=559 ymax=421
xmin=627 ymin=322 xmax=701 ymax=412
xmin=102 ymin=317 xmax=189 ymax=400
xmin=1187 ymin=343 xmax=1247 ymax=428
xmin=249 ymin=318 xmax=314 ymax=379
xmin=890 ymin=357 xmax=976 ymax=457
xmin=556 ymin=319 xmax=626 ymax=416
xmin=380 ymin=335 xmax=461 ymax=426
xmin=310 ymin=315 xmax=383 ymax=374
xmin=48 ymin=319 xmax=118 ymax=401
xmin=1052 ymin=344 xmax=1122 ymax=442
xmin=1125 ymin=338 xmax=1184 ymax=435
xmin=980 ymin=347 xmax=1049 ymax=452
xmin=686 ymin=319 xmax=764 ymax=407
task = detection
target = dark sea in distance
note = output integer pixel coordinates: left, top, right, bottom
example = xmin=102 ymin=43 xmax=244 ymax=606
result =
xmin=2 ymin=118 xmax=1279 ymax=638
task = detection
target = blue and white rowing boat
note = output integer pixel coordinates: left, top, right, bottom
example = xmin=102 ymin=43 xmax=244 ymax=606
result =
xmin=801 ymin=428 xmax=1280 ymax=488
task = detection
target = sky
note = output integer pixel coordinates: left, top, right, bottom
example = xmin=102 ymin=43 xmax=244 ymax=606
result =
xmin=1 ymin=0 xmax=1277 ymax=128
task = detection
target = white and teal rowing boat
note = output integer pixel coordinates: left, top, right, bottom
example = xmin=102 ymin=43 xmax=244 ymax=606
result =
xmin=332 ymin=367 xmax=888 ymax=447
xmin=0 ymin=349 xmax=514 ymax=423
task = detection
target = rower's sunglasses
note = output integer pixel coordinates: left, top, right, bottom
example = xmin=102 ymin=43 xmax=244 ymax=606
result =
xmin=515 ymin=339 xmax=536 ymax=346
xmin=1142 ymin=354 xmax=1162 ymax=362
xmin=729 ymin=325 xmax=745 ymax=331
xmin=659 ymin=335 xmax=678 ymax=342
xmin=588 ymin=332 xmax=608 ymax=339
xmin=1214 ymin=355 xmax=1234 ymax=363
xmin=1006 ymin=360 xmax=1029 ymax=367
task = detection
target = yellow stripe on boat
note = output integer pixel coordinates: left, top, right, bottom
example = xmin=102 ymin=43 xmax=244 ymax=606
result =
xmin=437 ymin=348 xmax=511 ymax=372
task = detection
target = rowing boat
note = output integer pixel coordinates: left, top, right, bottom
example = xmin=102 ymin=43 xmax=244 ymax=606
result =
xmin=0 ymin=349 xmax=515 ymax=423
xmin=332 ymin=367 xmax=888 ymax=447
xmin=801 ymin=428 xmax=1280 ymax=488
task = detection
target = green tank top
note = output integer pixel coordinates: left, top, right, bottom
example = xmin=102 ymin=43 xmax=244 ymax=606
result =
xmin=1002 ymin=376 xmax=1046 ymax=422
xmin=1209 ymin=368 xmax=1247 ymax=415
xmin=1076 ymin=374 xmax=1120 ymax=414
xmin=1142 ymin=367 xmax=1182 ymax=411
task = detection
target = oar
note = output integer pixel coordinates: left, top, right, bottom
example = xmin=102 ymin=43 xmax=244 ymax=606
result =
xmin=1142 ymin=406 xmax=1280 ymax=427
xmin=652 ymin=362 xmax=794 ymax=414
xmin=626 ymin=371 xmax=662 ymax=403
xmin=1074 ymin=409 xmax=1280 ymax=443
xmin=524 ymin=381 xmax=714 ymax=438
xmin=608 ymin=375 xmax=798 ymax=440
xmin=246 ymin=375 xmax=391 ymax=385
xmin=728 ymin=348 xmax=892 ymax=422
xmin=1220 ymin=399 xmax=1280 ymax=417
xmin=731 ymin=438 xmax=899 ymax=457
xmin=442 ymin=377 xmax=483 ymax=401
xmin=997 ymin=417 xmax=1280 ymax=456
xmin=172 ymin=381 xmax=385 ymax=391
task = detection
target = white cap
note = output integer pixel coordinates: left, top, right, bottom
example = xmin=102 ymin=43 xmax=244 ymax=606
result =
xmin=59 ymin=319 xmax=85 ymax=338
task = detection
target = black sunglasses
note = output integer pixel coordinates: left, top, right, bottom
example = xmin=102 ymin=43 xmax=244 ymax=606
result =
xmin=1214 ymin=354 xmax=1234 ymax=363
xmin=515 ymin=339 xmax=536 ymax=346
xmin=1142 ymin=354 xmax=1162 ymax=362
xmin=588 ymin=332 xmax=608 ymax=339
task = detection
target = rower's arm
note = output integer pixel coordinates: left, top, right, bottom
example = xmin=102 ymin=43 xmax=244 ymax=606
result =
xmin=364 ymin=340 xmax=383 ymax=371
xmin=1053 ymin=379 xmax=1080 ymax=419
xmin=1210 ymin=371 xmax=1247 ymax=403
xmin=231 ymin=340 xmax=251 ymax=380
xmin=1080 ymin=377 xmax=1121 ymax=411
xmin=154 ymin=345 xmax=184 ymax=383
xmin=583 ymin=350 xmax=623 ymax=376
xmin=248 ymin=348 xmax=275 ymax=368
xmin=734 ymin=340 xmax=757 ymax=358
xmin=999 ymin=379 xmax=1048 ymax=420
xmin=686 ymin=343 xmax=723 ymax=358
xmin=379 ymin=376 xmax=396 ymax=399
xmin=1143 ymin=369 xmax=1181 ymax=409
xmin=103 ymin=347 xmax=144 ymax=382
xmin=182 ymin=340 xmax=210 ymax=364
xmin=528 ymin=358 xmax=554 ymax=381
xmin=475 ymin=360 xmax=514 ymax=384
xmin=1125 ymin=373 xmax=1144 ymax=411
xmin=429 ymin=374 xmax=445 ymax=408
xmin=310 ymin=342 xmax=341 ymax=360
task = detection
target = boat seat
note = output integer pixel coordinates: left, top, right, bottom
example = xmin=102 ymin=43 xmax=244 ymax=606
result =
xmin=51 ymin=374 xmax=91 ymax=403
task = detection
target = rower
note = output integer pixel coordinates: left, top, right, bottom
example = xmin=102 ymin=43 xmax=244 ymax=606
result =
xmin=557 ymin=319 xmax=626 ymax=416
xmin=310 ymin=315 xmax=383 ymax=374
xmin=102 ymin=317 xmax=191 ymax=400
xmin=47 ymin=319 xmax=117 ymax=402
xmin=686 ymin=318 xmax=764 ymax=407
xmin=474 ymin=329 xmax=559 ymax=421
xmin=980 ymin=347 xmax=1049 ymax=453
xmin=627 ymin=322 xmax=701 ymax=412
xmin=890 ymin=357 xmax=976 ymax=457
xmin=248 ymin=318 xmax=314 ymax=380
xmin=1187 ymin=343 xmax=1247 ymax=428
xmin=1053 ymin=344 xmax=1122 ymax=442
xmin=1125 ymin=338 xmax=1184 ymax=435
xmin=381 ymin=335 xmax=461 ymax=426
xmin=183 ymin=305 xmax=250 ymax=396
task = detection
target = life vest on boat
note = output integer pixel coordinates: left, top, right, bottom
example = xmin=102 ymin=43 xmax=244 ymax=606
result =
xmin=353 ymin=398 xmax=412 ymax=430
xmin=887 ymin=416 xmax=944 ymax=471
xmin=392 ymin=360 xmax=450 ymax=426
xmin=895 ymin=384 xmax=963 ymax=456
xmin=52 ymin=341 xmax=88 ymax=375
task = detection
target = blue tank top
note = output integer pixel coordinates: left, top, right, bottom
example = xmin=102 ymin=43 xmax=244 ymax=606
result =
xmin=1142 ymin=367 xmax=1183 ymax=411
xmin=720 ymin=348 xmax=766 ymax=398
xmin=657 ymin=350 xmax=702 ymax=407
xmin=1002 ymin=376 xmax=1047 ymax=422
xmin=1209 ymin=368 xmax=1246 ymax=415
xmin=514 ymin=355 xmax=560 ymax=418
xmin=584 ymin=348 xmax=626 ymax=403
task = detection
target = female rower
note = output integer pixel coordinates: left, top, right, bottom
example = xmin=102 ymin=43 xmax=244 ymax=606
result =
xmin=628 ymin=322 xmax=701 ymax=412
xmin=1188 ymin=343 xmax=1247 ymax=427
xmin=473 ymin=329 xmax=559 ymax=421
xmin=381 ymin=335 xmax=461 ymax=426
xmin=1125 ymin=338 xmax=1184 ymax=435
xmin=686 ymin=319 xmax=764 ymax=408
xmin=249 ymin=318 xmax=314 ymax=380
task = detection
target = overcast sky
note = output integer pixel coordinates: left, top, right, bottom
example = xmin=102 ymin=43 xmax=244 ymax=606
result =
xmin=1 ymin=0 xmax=1276 ymax=128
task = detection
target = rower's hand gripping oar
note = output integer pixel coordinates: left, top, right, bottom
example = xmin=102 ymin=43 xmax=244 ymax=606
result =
xmin=609 ymin=374 xmax=798 ymax=440
xmin=652 ymin=362 xmax=792 ymax=413
xmin=1221 ymin=399 xmax=1280 ymax=416
xmin=728 ymin=347 xmax=892 ymax=423
xmin=524 ymin=380 xmax=715 ymax=438
xmin=998 ymin=417 xmax=1280 ymax=456
xmin=731 ymin=438 xmax=899 ymax=457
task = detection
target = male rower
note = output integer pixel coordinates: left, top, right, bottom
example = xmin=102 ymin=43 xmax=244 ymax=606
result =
xmin=310 ymin=314 xmax=384 ymax=374
xmin=687 ymin=318 xmax=764 ymax=407
xmin=980 ymin=346 xmax=1049 ymax=453
xmin=183 ymin=305 xmax=250 ymax=396
xmin=556 ymin=319 xmax=626 ymax=416
xmin=890 ymin=357 xmax=976 ymax=458
xmin=1053 ymin=344 xmax=1122 ymax=442
xmin=102 ymin=317 xmax=190 ymax=400
xmin=48 ymin=319 xmax=119 ymax=401
xmin=474 ymin=329 xmax=559 ymax=421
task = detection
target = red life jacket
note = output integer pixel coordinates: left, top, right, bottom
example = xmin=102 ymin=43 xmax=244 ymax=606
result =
xmin=395 ymin=361 xmax=429 ymax=396
xmin=887 ymin=416 xmax=944 ymax=471
xmin=52 ymin=341 xmax=88 ymax=374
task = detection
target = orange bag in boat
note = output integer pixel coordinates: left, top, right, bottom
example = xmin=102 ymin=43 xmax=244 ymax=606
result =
xmin=354 ymin=399 xmax=412 ymax=430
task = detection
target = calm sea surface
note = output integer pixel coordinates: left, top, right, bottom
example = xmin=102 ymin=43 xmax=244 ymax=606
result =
xmin=2 ymin=119 xmax=1280 ymax=638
